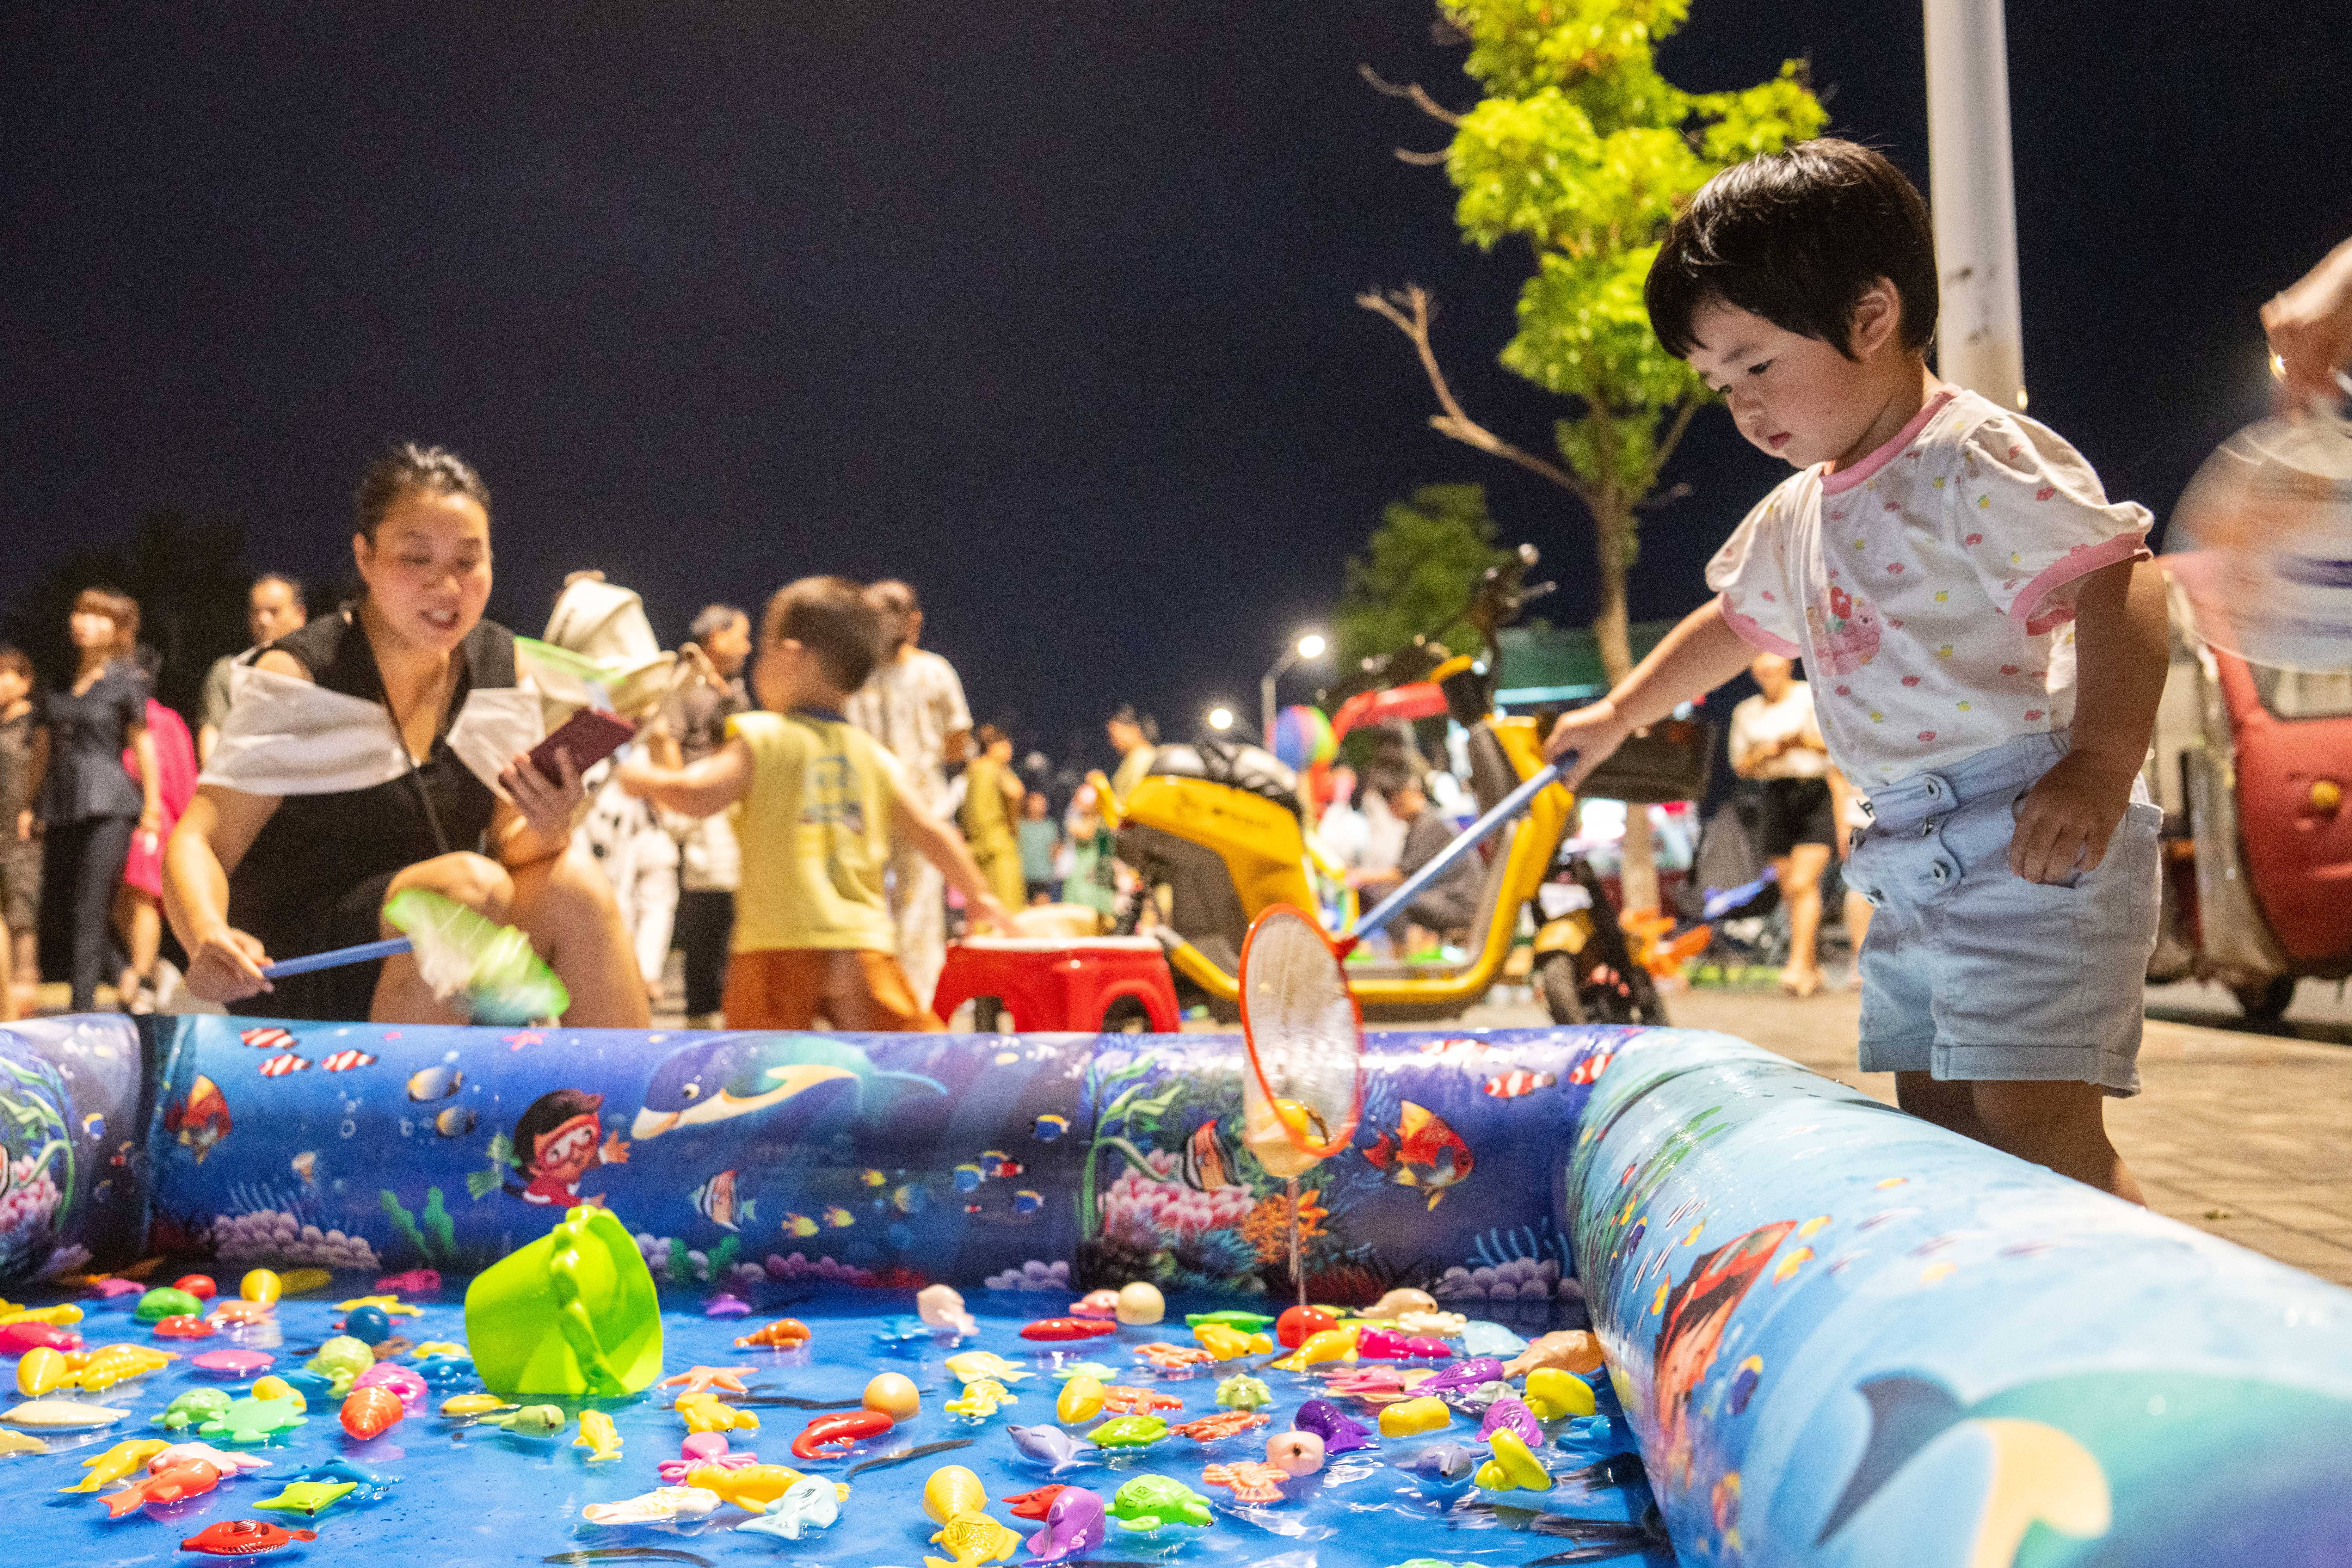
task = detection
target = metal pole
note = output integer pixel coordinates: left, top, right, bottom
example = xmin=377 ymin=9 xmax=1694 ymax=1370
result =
xmin=1261 ymin=669 xmax=1280 ymax=749
xmin=1924 ymin=0 xmax=2026 ymax=410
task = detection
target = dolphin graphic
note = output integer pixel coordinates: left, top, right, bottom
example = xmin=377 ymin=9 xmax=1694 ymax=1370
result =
xmin=631 ymin=1033 xmax=947 ymax=1141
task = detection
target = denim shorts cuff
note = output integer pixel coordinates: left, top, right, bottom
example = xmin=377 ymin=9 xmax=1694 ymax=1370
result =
xmin=1857 ymin=1036 xmax=1935 ymax=1075
xmin=1932 ymin=1044 xmax=2141 ymax=1098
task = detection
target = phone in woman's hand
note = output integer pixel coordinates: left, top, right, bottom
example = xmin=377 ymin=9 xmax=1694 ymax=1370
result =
xmin=526 ymin=708 xmax=637 ymax=784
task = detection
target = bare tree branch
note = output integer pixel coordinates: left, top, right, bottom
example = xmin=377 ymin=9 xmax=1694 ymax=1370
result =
xmin=1394 ymin=147 xmax=1450 ymax=166
xmin=1358 ymin=63 xmax=1465 ymax=127
xmin=1356 ymin=285 xmax=1596 ymax=507
xmin=1638 ymin=393 xmax=1705 ymax=497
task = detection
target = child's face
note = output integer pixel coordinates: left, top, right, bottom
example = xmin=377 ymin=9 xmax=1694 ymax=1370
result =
xmin=1684 ymin=288 xmax=1904 ymax=471
xmin=531 ymin=1112 xmax=603 ymax=1183
xmin=0 ymin=668 xmax=25 ymax=707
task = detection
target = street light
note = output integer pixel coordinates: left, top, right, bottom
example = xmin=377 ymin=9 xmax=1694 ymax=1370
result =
xmin=1261 ymin=631 xmax=1329 ymax=744
xmin=1206 ymin=706 xmax=1235 ymax=733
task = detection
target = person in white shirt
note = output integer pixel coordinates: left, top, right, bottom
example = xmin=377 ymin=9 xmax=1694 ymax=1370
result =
xmin=1727 ymin=653 xmax=1834 ymax=996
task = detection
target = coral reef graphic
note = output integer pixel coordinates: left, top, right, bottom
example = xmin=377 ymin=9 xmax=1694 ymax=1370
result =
xmin=982 ymin=1259 xmax=1071 ymax=1293
xmin=1098 ymin=1151 xmax=1256 ymax=1248
xmin=0 ymin=1044 xmax=75 ymax=1280
xmin=209 ymin=1208 xmax=383 ymax=1271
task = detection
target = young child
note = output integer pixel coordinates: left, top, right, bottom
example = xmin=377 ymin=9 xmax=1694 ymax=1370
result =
xmin=1546 ymin=139 xmax=2168 ymax=1201
xmin=620 ymin=576 xmax=1013 ymax=1030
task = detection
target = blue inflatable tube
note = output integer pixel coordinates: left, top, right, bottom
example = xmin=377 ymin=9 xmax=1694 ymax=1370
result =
xmin=1 ymin=1012 xmax=2347 ymax=1562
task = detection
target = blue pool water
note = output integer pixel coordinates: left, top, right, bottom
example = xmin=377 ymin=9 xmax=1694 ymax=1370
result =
xmin=2 ymin=1279 xmax=1671 ymax=1567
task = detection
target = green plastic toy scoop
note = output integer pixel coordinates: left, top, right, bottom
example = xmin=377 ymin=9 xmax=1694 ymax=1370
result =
xmin=464 ymin=1205 xmax=663 ymax=1399
xmin=382 ymin=888 xmax=570 ymax=1026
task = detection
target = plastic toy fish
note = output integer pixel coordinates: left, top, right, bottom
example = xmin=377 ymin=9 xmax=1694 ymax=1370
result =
xmin=253 ymin=1479 xmax=358 ymax=1515
xmin=1356 ymin=1328 xmax=1452 ymax=1361
xmin=1056 ymin=1376 xmax=1105 ymax=1423
xmin=1171 ymin=1410 xmax=1267 ymax=1443
xmin=686 ymin=1461 xmax=844 ymax=1512
xmin=580 ymin=1486 xmax=723 ymax=1527
xmin=789 ymin=1409 xmax=890 ymax=1459
xmin=1523 ymin=1368 xmax=1596 ymax=1421
xmin=1416 ymin=1356 xmax=1507 ymax=1395
xmin=482 ymin=1404 xmax=569 ymax=1437
xmin=1099 ymin=1385 xmax=1182 ymax=1415
xmin=5 ymin=1397 xmax=128 ymax=1428
xmin=1006 ymin=1423 xmax=1092 ymax=1473
xmin=944 ymin=1351 xmax=1030 ymax=1385
xmin=735 ymin=1472 xmax=842 ymax=1540
xmin=62 ymin=1437 xmax=168 ymax=1492
xmin=152 ymin=1313 xmax=216 ymax=1340
xmin=1024 ymin=1485 xmax=1107 ymax=1564
xmin=1293 ymin=1400 xmax=1373 ymax=1454
xmin=915 ymin=1284 xmax=977 ymax=1337
xmin=1473 ymin=1430 xmax=1552 ymax=1492
xmin=658 ymin=1365 xmax=756 ymax=1398
xmin=924 ymin=1462 xmax=990 ymax=1523
xmin=1321 ymin=1366 xmax=1424 ymax=1404
xmin=17 ymin=1344 xmax=67 ymax=1396
xmin=74 ymin=1343 xmax=178 ymax=1392
xmin=204 ymin=1301 xmax=273 ymax=1330
xmin=101 ymin=1455 xmax=222 ymax=1518
xmin=1214 ymin=1374 xmax=1272 ymax=1410
xmin=1069 ymin=1290 xmax=1120 ymax=1319
xmin=735 ymin=1318 xmax=811 ymax=1350
xmin=1085 ymin=1415 xmax=1168 ymax=1449
xmin=1395 ymin=1309 xmax=1470 ymax=1338
xmin=1201 ymin=1460 xmax=1291 ymax=1504
xmin=1379 ymin=1397 xmax=1453 ymax=1437
xmin=1361 ymin=1101 xmax=1474 ymax=1207
xmin=441 ymin=1393 xmax=514 ymax=1419
xmin=1107 ymin=1474 xmax=1213 ymax=1532
xmin=1476 ymin=1394 xmax=1545 ymax=1450
xmin=574 ymin=1410 xmax=623 ymax=1463
xmin=945 ymin=1379 xmax=1016 ymax=1419
xmin=1019 ymin=1317 xmax=1115 ymax=1342
xmin=0 ymin=1322 xmax=81 ymax=1356
xmin=282 ymin=1456 xmax=399 ymax=1503
xmin=927 ymin=1508 xmax=1024 ymax=1568
xmin=1405 ymin=1443 xmax=1483 ymax=1484
xmin=1189 ymin=1323 xmax=1270 ymax=1361
xmin=335 ymin=1293 xmax=424 ymax=1317
xmin=1270 ymin=1325 xmax=1357 ymax=1372
xmin=1503 ymin=1328 xmax=1604 ymax=1378
xmin=411 ymin=1355 xmax=476 ymax=1388
xmin=179 ymin=1519 xmax=318 ymax=1556
xmin=1186 ymin=1309 xmax=1277 ymax=1331
xmin=678 ymin=1392 xmax=761 ymax=1434
xmin=1132 ymin=1343 xmax=1214 ymax=1371
xmin=703 ymin=1291 xmax=750 ymax=1319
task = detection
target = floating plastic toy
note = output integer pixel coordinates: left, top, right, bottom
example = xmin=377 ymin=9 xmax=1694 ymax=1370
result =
xmin=676 ymin=1392 xmax=760 ymax=1434
xmin=481 ymin=1404 xmax=568 ymax=1437
xmin=1005 ymin=1484 xmax=1067 ymax=1519
xmin=1522 ymin=1368 xmax=1595 ymax=1421
xmin=945 ymin=1379 xmax=1016 ymax=1419
xmin=1023 ymin=1484 xmax=1107 ymax=1564
xmin=1215 ymin=1375 xmax=1272 ymax=1410
xmin=1171 ymin=1409 xmax=1267 ymax=1443
xmin=1265 ymin=1430 xmax=1325 ymax=1477
xmin=1202 ymin=1460 xmax=1292 ymax=1503
xmin=16 ymin=1345 xmax=65 ymax=1396
xmin=1357 ymin=1328 xmax=1451 ymax=1361
xmin=351 ymin=1362 xmax=427 ymax=1411
xmin=1378 ymin=1397 xmax=1452 ymax=1437
xmin=1416 ymin=1356 xmax=1505 ymax=1395
xmin=735 ymin=1318 xmax=811 ymax=1350
xmin=237 ymin=1271 xmax=281 ymax=1307
xmin=865 ymin=1372 xmax=921 ymax=1419
xmin=179 ymin=1519 xmax=316 ymax=1556
xmin=1505 ymin=1330 xmax=1602 ymax=1378
xmin=657 ymin=1430 xmax=752 ymax=1482
xmin=573 ymin=1409 xmax=622 ymax=1462
xmin=463 ymin=1203 xmax=662 ymax=1399
xmin=1186 ymin=1309 xmax=1275 ymax=1332
xmin=1087 ymin=1415 xmax=1168 ymax=1449
xmin=374 ymin=1270 xmax=443 ymax=1296
xmin=1276 ymin=1304 xmax=1336 ymax=1348
xmin=248 ymin=1377 xmax=303 ymax=1411
xmin=1404 ymin=1443 xmax=1483 ymax=1485
xmin=151 ymin=1314 xmax=214 ymax=1340
xmin=100 ymin=1455 xmax=221 ymax=1519
xmin=917 ymin=1283 xmax=978 ymax=1337
xmin=339 ymin=1387 xmax=404 ymax=1441
xmin=687 ymin=1461 xmax=841 ymax=1513
xmin=736 ymin=1472 xmax=841 ymax=1540
xmin=1100 ymin=1385 xmax=1183 ymax=1416
xmin=791 ymin=1409 xmax=890 ymax=1460
xmin=1107 ymin=1474 xmax=1213 ymax=1532
xmin=926 ymin=1507 xmax=1024 ymax=1568
xmin=0 ymin=1322 xmax=80 ymax=1357
xmin=190 ymin=1350 xmax=274 ymax=1378
xmin=1132 ymin=1343 xmax=1213 ymax=1371
xmin=1271 ymin=1325 xmax=1357 ymax=1372
xmin=1364 ymin=1288 xmax=1437 ymax=1319
xmin=943 ymin=1351 xmax=1029 ymax=1385
xmin=657 ymin=1364 xmax=755 ymax=1398
xmin=341 ymin=1305 xmax=394 ymax=1346
xmin=1069 ymin=1290 xmax=1120 ymax=1319
xmin=281 ymin=1456 xmax=399 ymax=1503
xmin=1472 ymin=1430 xmax=1551 ymax=1492
xmin=1190 ymin=1323 xmax=1269 ymax=1360
xmin=924 ymin=1462 xmax=990 ymax=1523
xmin=304 ymin=1337 xmax=373 ymax=1397
xmin=1114 ymin=1282 xmax=1164 ymax=1326
xmin=60 ymin=1437 xmax=167 ymax=1493
xmin=1020 ymin=1318 xmax=1115 ymax=1342
xmin=1056 ymin=1376 xmax=1104 ymax=1423
xmin=134 ymin=1287 xmax=202 ymax=1324
xmin=253 ymin=1477 xmax=358 ymax=1516
xmin=702 ymin=1291 xmax=749 ymax=1319
xmin=2 ymin=1398 xmax=127 ymax=1428
xmin=579 ymin=1485 xmax=721 ymax=1527
xmin=158 ymin=1388 xmax=234 ymax=1431
xmin=1475 ymin=1394 xmax=1543 ymax=1449
xmin=152 ymin=1442 xmax=271 ymax=1477
xmin=1294 ymin=1399 xmax=1373 ymax=1454
xmin=196 ymin=1395 xmax=306 ymax=1446
xmin=1006 ymin=1423 xmax=1092 ymax=1473
xmin=74 ymin=1343 xmax=177 ymax=1393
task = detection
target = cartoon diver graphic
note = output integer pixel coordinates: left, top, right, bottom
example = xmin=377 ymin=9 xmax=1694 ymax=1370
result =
xmin=468 ymin=1089 xmax=630 ymax=1204
xmin=630 ymin=1034 xmax=947 ymax=1141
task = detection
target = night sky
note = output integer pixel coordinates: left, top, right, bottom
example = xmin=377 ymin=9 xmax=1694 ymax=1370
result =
xmin=5 ymin=3 xmax=2345 ymax=759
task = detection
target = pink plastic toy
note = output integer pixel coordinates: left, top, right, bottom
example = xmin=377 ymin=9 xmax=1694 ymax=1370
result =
xmin=374 ymin=1269 xmax=443 ymax=1294
xmin=352 ymin=1362 xmax=428 ymax=1411
xmin=0 ymin=1323 xmax=82 ymax=1357
xmin=1069 ymin=1290 xmax=1121 ymax=1319
xmin=657 ymin=1430 xmax=755 ymax=1483
xmin=1356 ymin=1328 xmax=1454 ymax=1361
xmin=190 ymin=1349 xmax=275 ymax=1378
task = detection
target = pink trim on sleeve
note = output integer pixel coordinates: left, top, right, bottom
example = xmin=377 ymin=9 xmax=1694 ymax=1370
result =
xmin=1820 ymin=388 xmax=1956 ymax=495
xmin=1716 ymin=593 xmax=1801 ymax=658
xmin=2009 ymin=532 xmax=2153 ymax=635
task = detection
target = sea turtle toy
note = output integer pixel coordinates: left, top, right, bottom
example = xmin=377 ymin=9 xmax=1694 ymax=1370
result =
xmin=1214 ymin=1375 xmax=1272 ymax=1411
xmin=924 ymin=1508 xmax=1024 ymax=1568
xmin=304 ymin=1337 xmax=374 ymax=1397
xmin=157 ymin=1388 xmax=233 ymax=1432
xmin=1087 ymin=1415 xmax=1168 ymax=1449
xmin=1108 ymin=1474 xmax=1213 ymax=1532
xmin=195 ymin=1395 xmax=308 ymax=1446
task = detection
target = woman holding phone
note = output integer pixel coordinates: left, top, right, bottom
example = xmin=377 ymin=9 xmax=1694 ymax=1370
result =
xmin=163 ymin=443 xmax=647 ymax=1025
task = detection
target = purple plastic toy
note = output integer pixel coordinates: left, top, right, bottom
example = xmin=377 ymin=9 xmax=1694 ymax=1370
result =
xmin=704 ymin=1291 xmax=752 ymax=1319
xmin=1292 ymin=1399 xmax=1374 ymax=1455
xmin=1025 ymin=1485 xmax=1108 ymax=1565
xmin=1416 ymin=1356 xmax=1507 ymax=1395
xmin=1475 ymin=1393 xmax=1544 ymax=1449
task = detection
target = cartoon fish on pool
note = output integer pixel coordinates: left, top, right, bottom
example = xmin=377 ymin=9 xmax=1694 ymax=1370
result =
xmin=979 ymin=1151 xmax=1021 ymax=1178
xmin=891 ymin=1182 xmax=928 ymax=1216
xmin=821 ymin=1206 xmax=856 ymax=1229
xmin=435 ymin=1105 xmax=477 ymax=1138
xmin=320 ymin=1049 xmax=376 ymax=1073
xmin=1031 ymin=1114 xmax=1069 ymax=1142
xmin=290 ymin=1152 xmax=316 ymax=1184
xmin=165 ymin=1076 xmax=231 ymax=1162
xmin=853 ymin=1168 xmax=888 ymax=1187
xmin=690 ymin=1170 xmax=756 ymax=1232
xmin=1362 ymin=1102 xmax=1474 ymax=1207
xmin=1483 ymin=1069 xmax=1557 ymax=1099
xmin=407 ymin=1065 xmax=464 ymax=1101
xmin=1566 ymin=1043 xmax=1618 ymax=1086
xmin=953 ymin=1164 xmax=984 ymax=1192
xmin=782 ymin=1213 xmax=820 ymax=1238
xmin=258 ymin=1054 xmax=309 ymax=1079
xmin=239 ymin=1026 xmax=296 ymax=1052
xmin=630 ymin=1034 xmax=947 ymax=1141
xmin=1011 ymin=1190 xmax=1043 ymax=1216
xmin=1178 ymin=1118 xmax=1239 ymax=1191
xmin=80 ymin=1113 xmax=105 ymax=1139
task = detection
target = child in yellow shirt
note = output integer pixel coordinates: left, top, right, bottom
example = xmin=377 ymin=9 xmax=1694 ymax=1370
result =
xmin=619 ymin=576 xmax=1012 ymax=1029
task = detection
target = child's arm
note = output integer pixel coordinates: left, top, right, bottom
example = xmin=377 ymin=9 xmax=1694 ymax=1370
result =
xmin=2009 ymin=558 xmax=2167 ymax=883
xmin=890 ymin=792 xmax=1016 ymax=935
xmin=1542 ymin=600 xmax=1758 ymax=785
xmin=615 ymin=736 xmax=754 ymax=818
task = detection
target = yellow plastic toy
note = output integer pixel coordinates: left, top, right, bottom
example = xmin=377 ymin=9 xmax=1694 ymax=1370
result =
xmin=1190 ymin=1324 xmax=1271 ymax=1361
xmin=926 ymin=1509 xmax=1022 ymax=1568
xmin=943 ymin=1351 xmax=1029 ymax=1385
xmin=72 ymin=1345 xmax=175 ymax=1393
xmin=412 ymin=1341 xmax=467 ymax=1359
xmin=441 ymin=1393 xmax=513 ymax=1419
xmin=0 ymin=1303 xmax=82 ymax=1327
xmin=251 ymin=1376 xmax=305 ymax=1412
xmin=689 ymin=1462 xmax=849 ymax=1512
xmin=276 ymin=1269 xmax=333 ymax=1296
xmin=675 ymin=1391 xmax=760 ymax=1434
xmin=1377 ymin=1397 xmax=1452 ymax=1437
xmin=60 ymin=1437 xmax=167 ymax=1493
xmin=575 ymin=1410 xmax=623 ymax=1462
xmin=239 ymin=1269 xmax=282 ymax=1306
xmin=1474 ymin=1430 xmax=1553 ymax=1492
xmin=1056 ymin=1375 xmax=1106 ymax=1424
xmin=923 ymin=1463 xmax=989 ymax=1524
xmin=17 ymin=1347 xmax=66 ymax=1397
xmin=1523 ymin=1368 xmax=1596 ymax=1421
xmin=944 ymin=1379 xmax=1015 ymax=1419
xmin=1270 ymin=1325 xmax=1357 ymax=1372
xmin=335 ymin=1294 xmax=425 ymax=1318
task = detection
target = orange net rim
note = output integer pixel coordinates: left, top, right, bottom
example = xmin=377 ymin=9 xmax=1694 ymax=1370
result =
xmin=1237 ymin=903 xmax=1365 ymax=1159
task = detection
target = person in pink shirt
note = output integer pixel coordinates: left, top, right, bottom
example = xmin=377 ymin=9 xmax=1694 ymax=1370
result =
xmin=1545 ymin=139 xmax=2165 ymax=1202
xmin=118 ymin=668 xmax=199 ymax=1012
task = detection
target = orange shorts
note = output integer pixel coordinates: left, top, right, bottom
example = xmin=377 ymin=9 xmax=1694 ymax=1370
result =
xmin=722 ymin=948 xmax=944 ymax=1032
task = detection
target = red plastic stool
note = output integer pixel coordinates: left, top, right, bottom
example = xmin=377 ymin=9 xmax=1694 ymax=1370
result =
xmin=931 ymin=937 xmax=1182 ymax=1033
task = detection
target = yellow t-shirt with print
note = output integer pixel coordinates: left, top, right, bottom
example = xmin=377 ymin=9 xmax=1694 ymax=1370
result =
xmin=728 ymin=709 xmax=904 ymax=953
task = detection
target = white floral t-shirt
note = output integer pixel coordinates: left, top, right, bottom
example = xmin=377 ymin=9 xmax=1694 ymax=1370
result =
xmin=1706 ymin=386 xmax=2152 ymax=788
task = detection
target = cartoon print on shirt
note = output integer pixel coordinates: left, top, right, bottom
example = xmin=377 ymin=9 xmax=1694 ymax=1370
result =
xmin=1806 ymin=584 xmax=1882 ymax=675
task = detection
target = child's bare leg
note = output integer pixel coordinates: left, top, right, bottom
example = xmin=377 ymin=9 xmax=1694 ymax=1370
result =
xmin=1894 ymin=1070 xmax=1984 ymax=1142
xmin=1970 ymin=1079 xmax=2144 ymax=1204
xmin=1779 ymin=843 xmax=1831 ymax=989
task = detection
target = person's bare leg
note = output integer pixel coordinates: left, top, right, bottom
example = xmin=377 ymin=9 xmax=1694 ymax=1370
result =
xmin=371 ymin=852 xmax=515 ymax=1024
xmin=0 ymin=919 xmax=13 ymax=1023
xmin=1895 ymin=1070 xmax=1985 ymax=1143
xmin=1971 ymin=1079 xmax=2144 ymax=1204
xmin=1779 ymin=843 xmax=1830 ymax=993
xmin=508 ymin=850 xmax=652 ymax=1029
xmin=11 ymin=929 xmax=37 ymax=1009
xmin=1842 ymin=888 xmax=1872 ymax=987
xmin=114 ymin=885 xmax=161 ymax=999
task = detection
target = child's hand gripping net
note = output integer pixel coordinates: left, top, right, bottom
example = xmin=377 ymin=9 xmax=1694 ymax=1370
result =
xmin=381 ymin=889 xmax=570 ymax=1026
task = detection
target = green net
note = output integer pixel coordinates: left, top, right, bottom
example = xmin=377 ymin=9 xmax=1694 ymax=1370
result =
xmin=381 ymin=889 xmax=570 ymax=1025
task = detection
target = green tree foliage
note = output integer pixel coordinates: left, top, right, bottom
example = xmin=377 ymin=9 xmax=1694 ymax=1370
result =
xmin=1332 ymin=483 xmax=1510 ymax=674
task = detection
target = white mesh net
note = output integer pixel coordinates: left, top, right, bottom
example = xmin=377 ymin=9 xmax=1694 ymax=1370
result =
xmin=1238 ymin=905 xmax=1362 ymax=1179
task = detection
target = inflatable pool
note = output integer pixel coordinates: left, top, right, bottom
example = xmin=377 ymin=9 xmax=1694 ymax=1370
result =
xmin=1 ymin=1013 xmax=2348 ymax=1565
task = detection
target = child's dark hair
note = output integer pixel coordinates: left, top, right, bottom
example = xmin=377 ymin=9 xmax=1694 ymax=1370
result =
xmin=1647 ymin=138 xmax=1937 ymax=363
xmin=764 ymin=576 xmax=883 ymax=692
xmin=513 ymin=1088 xmax=602 ymax=1164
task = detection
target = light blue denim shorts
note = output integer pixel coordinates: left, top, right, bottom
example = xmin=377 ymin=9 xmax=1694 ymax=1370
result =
xmin=1847 ymin=730 xmax=2162 ymax=1096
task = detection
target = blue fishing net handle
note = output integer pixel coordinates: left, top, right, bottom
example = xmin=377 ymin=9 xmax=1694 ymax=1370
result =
xmin=260 ymin=937 xmax=414 ymax=979
xmin=1349 ymin=755 xmax=1571 ymax=942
